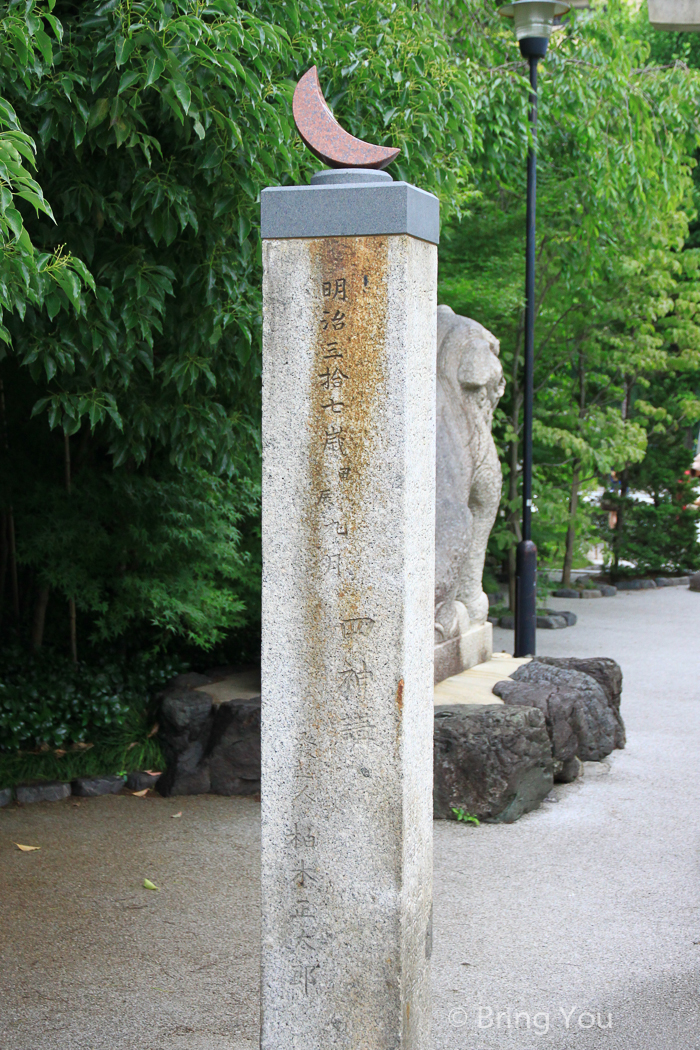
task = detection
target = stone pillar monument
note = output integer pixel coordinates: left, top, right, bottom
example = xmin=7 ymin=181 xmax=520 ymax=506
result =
xmin=260 ymin=68 xmax=438 ymax=1050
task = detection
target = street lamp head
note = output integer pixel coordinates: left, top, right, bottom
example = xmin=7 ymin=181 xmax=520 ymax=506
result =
xmin=499 ymin=1 xmax=570 ymax=58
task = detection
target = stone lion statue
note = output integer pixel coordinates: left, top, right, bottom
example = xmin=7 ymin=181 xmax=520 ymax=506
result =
xmin=435 ymin=305 xmax=505 ymax=646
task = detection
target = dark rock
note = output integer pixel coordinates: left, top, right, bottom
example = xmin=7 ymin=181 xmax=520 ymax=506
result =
xmin=206 ymin=700 xmax=261 ymax=795
xmin=542 ymin=608 xmax=577 ymax=626
xmin=557 ymin=756 xmax=583 ymax=783
xmin=494 ymin=660 xmax=619 ymax=764
xmin=615 ymin=578 xmax=656 ymax=590
xmin=126 ymin=770 xmax=161 ymax=791
xmin=552 ymin=588 xmax=580 ymax=599
xmin=0 ymin=787 xmax=12 ymax=807
xmin=598 ymin=584 xmax=617 ymax=596
xmin=537 ymin=614 xmax=568 ymax=629
xmin=499 ymin=614 xmax=515 ymax=629
xmin=72 ymin=775 xmax=125 ymax=797
xmin=533 ymin=655 xmax=624 ymax=746
xmin=487 ymin=615 xmax=500 ymax=626
xmin=15 ymin=780 xmax=71 ymax=804
xmin=433 ymin=704 xmax=553 ymax=823
xmin=156 ymin=689 xmax=215 ymax=796
xmin=657 ymin=576 xmax=690 ymax=588
xmin=690 ymin=572 xmax=700 ymax=593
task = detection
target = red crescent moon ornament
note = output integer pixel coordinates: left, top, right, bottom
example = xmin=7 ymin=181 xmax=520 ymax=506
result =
xmin=292 ymin=67 xmax=400 ymax=170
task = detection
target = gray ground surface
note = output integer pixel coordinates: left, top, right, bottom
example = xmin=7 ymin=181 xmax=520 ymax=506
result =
xmin=1 ymin=586 xmax=698 ymax=1049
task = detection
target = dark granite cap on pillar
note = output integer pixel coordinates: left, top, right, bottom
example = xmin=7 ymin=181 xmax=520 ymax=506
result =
xmin=261 ymin=168 xmax=440 ymax=245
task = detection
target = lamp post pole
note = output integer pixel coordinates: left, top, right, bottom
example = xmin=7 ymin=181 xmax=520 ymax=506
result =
xmin=499 ymin=0 xmax=569 ymax=658
xmin=515 ymin=52 xmax=539 ymax=658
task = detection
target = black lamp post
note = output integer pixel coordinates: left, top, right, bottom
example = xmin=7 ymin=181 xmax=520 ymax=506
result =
xmin=499 ymin=0 xmax=569 ymax=658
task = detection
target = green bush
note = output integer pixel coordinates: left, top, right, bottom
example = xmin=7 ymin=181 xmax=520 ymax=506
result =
xmin=602 ymin=484 xmax=700 ymax=577
xmin=0 ymin=646 xmax=184 ymax=751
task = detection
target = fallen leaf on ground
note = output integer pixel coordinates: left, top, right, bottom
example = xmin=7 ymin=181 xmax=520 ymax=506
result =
xmin=143 ymin=879 xmax=160 ymax=891
xmin=70 ymin=742 xmax=94 ymax=752
xmin=126 ymin=742 xmax=137 ymax=750
xmin=145 ymin=770 xmax=162 ymax=776
xmin=54 ymin=749 xmax=66 ymax=757
xmin=15 ymin=843 xmax=40 ymax=852
xmin=171 ymin=812 xmax=182 ymax=819
xmin=132 ymin=788 xmax=149 ymax=797
xmin=147 ymin=723 xmax=159 ymax=738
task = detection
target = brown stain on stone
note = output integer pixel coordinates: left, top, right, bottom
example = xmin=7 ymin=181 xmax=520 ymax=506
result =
xmin=396 ymin=678 xmax=404 ymax=715
xmin=300 ymin=236 xmax=389 ymax=738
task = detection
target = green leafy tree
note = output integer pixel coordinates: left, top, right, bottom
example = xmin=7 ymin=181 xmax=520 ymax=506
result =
xmin=438 ymin=0 xmax=700 ymax=596
xmin=0 ymin=0 xmax=478 ymax=655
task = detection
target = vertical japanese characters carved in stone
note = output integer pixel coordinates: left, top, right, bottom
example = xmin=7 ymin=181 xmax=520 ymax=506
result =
xmin=261 ymin=230 xmax=436 ymax=1048
xmin=434 ymin=304 xmax=505 ymax=683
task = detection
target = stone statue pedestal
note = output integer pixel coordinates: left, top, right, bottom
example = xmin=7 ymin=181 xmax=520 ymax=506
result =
xmin=434 ymin=621 xmax=493 ymax=684
xmin=260 ymin=171 xmax=438 ymax=1049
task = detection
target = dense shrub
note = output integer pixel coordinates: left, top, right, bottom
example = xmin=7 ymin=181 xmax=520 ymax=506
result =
xmin=0 ymin=647 xmax=184 ymax=751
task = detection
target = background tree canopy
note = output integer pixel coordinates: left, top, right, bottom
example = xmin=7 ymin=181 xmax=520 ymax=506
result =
xmin=0 ymin=0 xmax=699 ymax=671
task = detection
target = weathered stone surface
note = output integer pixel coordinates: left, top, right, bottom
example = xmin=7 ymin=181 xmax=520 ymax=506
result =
xmin=261 ymin=232 xmax=436 ymax=1047
xmin=434 ymin=305 xmax=504 ymax=678
xmin=494 ymin=659 xmax=620 ymax=764
xmin=655 ymin=576 xmax=690 ymax=588
xmin=206 ymin=700 xmax=261 ymax=795
xmin=0 ymin=787 xmax=12 ymax=807
xmin=72 ymin=775 xmax=125 ymax=797
xmin=126 ymin=770 xmax=161 ymax=791
xmin=552 ymin=587 xmax=580 ymax=599
xmin=533 ymin=655 xmax=625 ymax=746
xmin=542 ymin=608 xmax=577 ymax=626
xmin=616 ymin=578 xmax=656 ymax=590
xmin=156 ymin=688 xmax=214 ymax=796
xmin=598 ymin=584 xmax=617 ymax=596
xmin=433 ymin=704 xmax=553 ymax=822
xmin=15 ymin=780 xmax=71 ymax=804
xmin=500 ymin=610 xmax=576 ymax=629
xmin=580 ymin=588 xmax=603 ymax=599
xmin=690 ymin=571 xmax=700 ymax=592
xmin=537 ymin=614 xmax=568 ymax=629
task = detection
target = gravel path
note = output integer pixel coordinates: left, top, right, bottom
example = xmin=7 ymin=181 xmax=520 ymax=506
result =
xmin=0 ymin=586 xmax=698 ymax=1049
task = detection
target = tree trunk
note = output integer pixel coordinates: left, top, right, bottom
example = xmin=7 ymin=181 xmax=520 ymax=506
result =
xmin=0 ymin=509 xmax=7 ymax=624
xmin=562 ymin=464 xmax=581 ymax=587
xmin=64 ymin=432 xmax=78 ymax=663
xmin=7 ymin=508 xmax=18 ymax=618
xmin=611 ymin=377 xmax=632 ymax=580
xmin=31 ymin=585 xmax=50 ymax=650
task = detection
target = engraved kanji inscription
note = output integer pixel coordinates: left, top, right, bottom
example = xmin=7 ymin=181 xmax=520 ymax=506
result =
xmin=286 ymin=824 xmax=316 ymax=849
xmin=340 ymin=616 xmax=376 ymax=639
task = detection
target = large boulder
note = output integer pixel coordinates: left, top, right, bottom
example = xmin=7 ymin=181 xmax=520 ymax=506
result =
xmin=433 ymin=703 xmax=553 ymax=823
xmin=493 ymin=659 xmax=622 ymax=778
xmin=156 ymin=677 xmax=261 ymax=797
xmin=690 ymin=572 xmax=700 ymax=592
xmin=156 ymin=688 xmax=215 ymax=796
xmin=206 ymin=700 xmax=261 ymax=795
xmin=532 ymin=656 xmax=625 ymax=748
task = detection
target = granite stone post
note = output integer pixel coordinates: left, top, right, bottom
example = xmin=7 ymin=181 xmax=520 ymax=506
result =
xmin=260 ymin=169 xmax=438 ymax=1049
